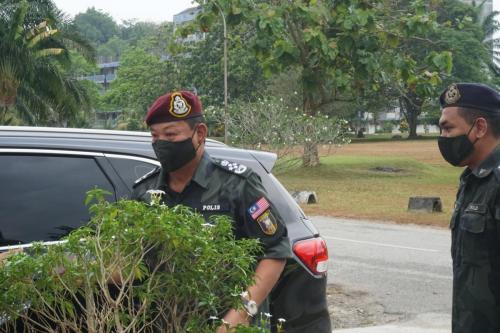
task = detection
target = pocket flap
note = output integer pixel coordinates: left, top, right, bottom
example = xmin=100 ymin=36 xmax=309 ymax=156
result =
xmin=460 ymin=214 xmax=486 ymax=233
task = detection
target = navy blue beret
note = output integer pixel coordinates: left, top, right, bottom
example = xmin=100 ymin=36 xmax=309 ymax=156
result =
xmin=440 ymin=83 xmax=500 ymax=114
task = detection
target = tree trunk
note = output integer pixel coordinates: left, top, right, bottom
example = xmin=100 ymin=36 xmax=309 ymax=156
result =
xmin=302 ymin=91 xmax=320 ymax=167
xmin=407 ymin=106 xmax=418 ymax=139
xmin=401 ymin=96 xmax=420 ymax=139
xmin=303 ymin=131 xmax=320 ymax=167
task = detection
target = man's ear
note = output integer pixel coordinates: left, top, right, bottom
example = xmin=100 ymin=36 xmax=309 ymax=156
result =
xmin=475 ymin=117 xmax=488 ymax=139
xmin=196 ymin=123 xmax=208 ymax=143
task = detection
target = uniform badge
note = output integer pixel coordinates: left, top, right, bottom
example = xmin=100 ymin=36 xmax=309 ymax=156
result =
xmin=169 ymin=92 xmax=191 ymax=118
xmin=248 ymin=197 xmax=270 ymax=219
xmin=256 ymin=210 xmax=277 ymax=235
xmin=220 ymin=160 xmax=247 ymax=174
xmin=146 ymin=189 xmax=165 ymax=205
xmin=444 ymin=84 xmax=461 ymax=105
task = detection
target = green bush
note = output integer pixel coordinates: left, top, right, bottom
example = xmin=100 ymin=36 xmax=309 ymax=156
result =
xmin=0 ymin=189 xmax=267 ymax=332
xmin=378 ymin=121 xmax=394 ymax=133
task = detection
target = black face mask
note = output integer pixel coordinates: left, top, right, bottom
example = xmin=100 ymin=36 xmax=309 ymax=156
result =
xmin=438 ymin=121 xmax=477 ymax=166
xmin=152 ymin=127 xmax=199 ymax=172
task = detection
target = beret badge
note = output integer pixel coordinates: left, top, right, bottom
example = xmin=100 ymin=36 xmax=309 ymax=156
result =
xmin=169 ymin=92 xmax=192 ymax=118
xmin=444 ymin=84 xmax=461 ymax=105
xmin=145 ymin=90 xmax=202 ymax=125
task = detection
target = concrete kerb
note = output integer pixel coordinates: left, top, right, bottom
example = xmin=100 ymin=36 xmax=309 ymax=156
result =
xmin=333 ymin=326 xmax=449 ymax=333
xmin=333 ymin=313 xmax=450 ymax=333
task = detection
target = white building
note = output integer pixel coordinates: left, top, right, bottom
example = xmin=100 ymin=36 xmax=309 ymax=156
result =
xmin=173 ymin=6 xmax=202 ymax=24
xmin=359 ymin=107 xmax=440 ymax=135
xmin=173 ymin=6 xmax=204 ymax=42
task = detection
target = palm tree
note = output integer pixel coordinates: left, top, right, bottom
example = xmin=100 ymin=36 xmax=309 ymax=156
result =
xmin=481 ymin=9 xmax=500 ymax=75
xmin=0 ymin=0 xmax=95 ymax=125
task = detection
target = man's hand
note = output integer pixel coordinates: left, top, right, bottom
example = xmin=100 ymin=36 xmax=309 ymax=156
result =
xmin=216 ymin=309 xmax=249 ymax=333
xmin=217 ymin=258 xmax=286 ymax=331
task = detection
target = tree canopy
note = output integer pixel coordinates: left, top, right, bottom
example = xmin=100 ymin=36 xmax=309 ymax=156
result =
xmin=74 ymin=7 xmax=119 ymax=46
xmin=193 ymin=0 xmax=453 ymax=165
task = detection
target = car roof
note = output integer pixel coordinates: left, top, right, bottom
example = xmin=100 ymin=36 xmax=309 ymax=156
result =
xmin=0 ymin=126 xmax=277 ymax=172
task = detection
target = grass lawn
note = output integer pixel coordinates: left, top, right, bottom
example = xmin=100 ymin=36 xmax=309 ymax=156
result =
xmin=275 ymin=140 xmax=462 ymax=227
xmin=349 ymin=133 xmax=439 ymax=143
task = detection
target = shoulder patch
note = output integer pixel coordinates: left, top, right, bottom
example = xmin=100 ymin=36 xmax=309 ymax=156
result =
xmin=213 ymin=159 xmax=251 ymax=177
xmin=133 ymin=167 xmax=161 ymax=188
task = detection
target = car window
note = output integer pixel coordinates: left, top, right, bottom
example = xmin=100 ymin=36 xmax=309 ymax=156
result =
xmin=0 ymin=154 xmax=115 ymax=246
xmin=107 ymin=157 xmax=157 ymax=190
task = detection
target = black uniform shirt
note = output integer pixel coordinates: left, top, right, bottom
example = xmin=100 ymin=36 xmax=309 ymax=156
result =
xmin=450 ymin=145 xmax=500 ymax=333
xmin=132 ymin=152 xmax=291 ymax=260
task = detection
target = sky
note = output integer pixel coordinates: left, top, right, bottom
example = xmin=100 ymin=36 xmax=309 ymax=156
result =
xmin=52 ymin=0 xmax=196 ymax=23
xmin=53 ymin=0 xmax=499 ymax=24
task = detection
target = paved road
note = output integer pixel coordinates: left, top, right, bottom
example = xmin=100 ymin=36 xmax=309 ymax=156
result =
xmin=310 ymin=217 xmax=453 ymax=332
xmin=334 ymin=313 xmax=450 ymax=333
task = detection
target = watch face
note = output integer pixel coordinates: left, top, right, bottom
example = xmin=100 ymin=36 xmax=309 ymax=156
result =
xmin=246 ymin=300 xmax=258 ymax=316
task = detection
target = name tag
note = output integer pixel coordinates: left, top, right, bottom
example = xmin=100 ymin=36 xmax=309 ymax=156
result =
xmin=203 ymin=204 xmax=221 ymax=211
xmin=465 ymin=203 xmax=487 ymax=214
xmin=202 ymin=203 xmax=229 ymax=212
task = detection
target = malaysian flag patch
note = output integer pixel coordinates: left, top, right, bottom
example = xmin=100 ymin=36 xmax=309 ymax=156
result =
xmin=248 ymin=197 xmax=270 ymax=220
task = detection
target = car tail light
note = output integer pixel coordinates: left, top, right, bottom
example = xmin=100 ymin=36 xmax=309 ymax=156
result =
xmin=293 ymin=237 xmax=329 ymax=275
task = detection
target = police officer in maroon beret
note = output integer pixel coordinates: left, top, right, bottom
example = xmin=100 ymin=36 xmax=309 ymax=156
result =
xmin=438 ymin=83 xmax=500 ymax=333
xmin=133 ymin=91 xmax=291 ymax=331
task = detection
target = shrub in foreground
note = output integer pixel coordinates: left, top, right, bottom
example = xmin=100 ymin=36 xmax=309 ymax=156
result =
xmin=0 ymin=189 xmax=268 ymax=332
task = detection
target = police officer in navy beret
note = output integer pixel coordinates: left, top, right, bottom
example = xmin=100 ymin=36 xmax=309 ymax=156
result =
xmin=132 ymin=91 xmax=291 ymax=331
xmin=438 ymin=83 xmax=500 ymax=333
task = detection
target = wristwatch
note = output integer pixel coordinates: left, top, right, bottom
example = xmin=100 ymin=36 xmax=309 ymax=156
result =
xmin=242 ymin=298 xmax=258 ymax=316
xmin=241 ymin=292 xmax=258 ymax=316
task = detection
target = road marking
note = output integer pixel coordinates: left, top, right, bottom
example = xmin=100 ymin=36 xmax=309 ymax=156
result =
xmin=323 ymin=236 xmax=440 ymax=253
xmin=331 ymin=259 xmax=452 ymax=281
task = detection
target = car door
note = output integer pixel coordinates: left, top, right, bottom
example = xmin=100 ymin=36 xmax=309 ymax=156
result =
xmin=0 ymin=150 xmax=116 ymax=247
xmin=104 ymin=154 xmax=159 ymax=193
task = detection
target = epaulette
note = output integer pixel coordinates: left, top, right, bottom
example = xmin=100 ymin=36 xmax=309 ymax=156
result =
xmin=133 ymin=167 xmax=161 ymax=188
xmin=213 ymin=158 xmax=252 ymax=178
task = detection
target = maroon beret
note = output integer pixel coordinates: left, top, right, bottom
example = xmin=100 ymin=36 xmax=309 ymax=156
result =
xmin=145 ymin=91 xmax=203 ymax=126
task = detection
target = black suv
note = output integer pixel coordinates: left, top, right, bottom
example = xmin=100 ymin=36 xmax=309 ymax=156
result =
xmin=0 ymin=126 xmax=331 ymax=332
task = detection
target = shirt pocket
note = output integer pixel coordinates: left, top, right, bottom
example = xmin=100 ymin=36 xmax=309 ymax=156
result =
xmin=459 ymin=205 xmax=489 ymax=265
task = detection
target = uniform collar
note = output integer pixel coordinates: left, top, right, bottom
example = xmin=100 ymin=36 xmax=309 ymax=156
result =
xmin=469 ymin=145 xmax=500 ymax=178
xmin=191 ymin=152 xmax=214 ymax=189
